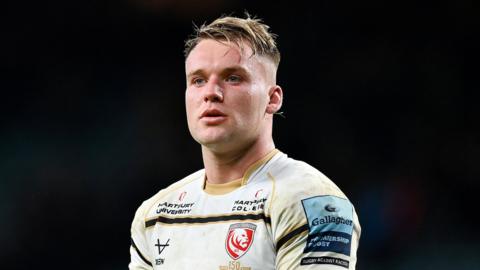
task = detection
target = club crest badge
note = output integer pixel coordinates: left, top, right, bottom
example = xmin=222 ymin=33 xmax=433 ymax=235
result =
xmin=225 ymin=223 xmax=257 ymax=260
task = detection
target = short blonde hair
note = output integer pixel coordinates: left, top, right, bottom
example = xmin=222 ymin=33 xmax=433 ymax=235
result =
xmin=184 ymin=14 xmax=280 ymax=67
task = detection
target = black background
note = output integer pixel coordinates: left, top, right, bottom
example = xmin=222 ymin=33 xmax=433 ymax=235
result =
xmin=2 ymin=0 xmax=479 ymax=269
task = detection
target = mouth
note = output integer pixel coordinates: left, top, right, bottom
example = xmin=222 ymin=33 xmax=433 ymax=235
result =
xmin=200 ymin=109 xmax=227 ymax=124
xmin=200 ymin=109 xmax=227 ymax=118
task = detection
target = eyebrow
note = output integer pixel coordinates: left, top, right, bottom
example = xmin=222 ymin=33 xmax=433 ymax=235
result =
xmin=186 ymin=66 xmax=249 ymax=79
xmin=221 ymin=67 xmax=248 ymax=77
xmin=186 ymin=69 xmax=204 ymax=79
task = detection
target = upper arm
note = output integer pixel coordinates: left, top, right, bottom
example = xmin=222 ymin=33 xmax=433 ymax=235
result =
xmin=129 ymin=203 xmax=154 ymax=270
xmin=269 ymin=171 xmax=361 ymax=269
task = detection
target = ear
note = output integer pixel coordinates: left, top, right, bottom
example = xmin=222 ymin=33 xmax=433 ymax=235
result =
xmin=266 ymin=85 xmax=283 ymax=114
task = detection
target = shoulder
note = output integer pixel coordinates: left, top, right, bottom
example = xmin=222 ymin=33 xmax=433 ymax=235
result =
xmin=269 ymin=154 xmax=346 ymax=200
xmin=266 ymin=154 xmax=358 ymax=230
xmin=266 ymin=154 xmax=360 ymax=266
xmin=131 ymin=169 xmax=204 ymax=224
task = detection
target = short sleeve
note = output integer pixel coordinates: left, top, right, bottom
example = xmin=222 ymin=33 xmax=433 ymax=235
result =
xmin=269 ymin=171 xmax=361 ymax=269
xmin=129 ymin=202 xmax=154 ymax=270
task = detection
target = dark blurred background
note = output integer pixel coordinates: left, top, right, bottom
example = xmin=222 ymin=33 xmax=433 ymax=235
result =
xmin=2 ymin=0 xmax=479 ymax=269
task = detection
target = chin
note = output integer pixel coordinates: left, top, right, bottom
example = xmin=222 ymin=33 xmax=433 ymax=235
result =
xmin=194 ymin=132 xmax=227 ymax=145
xmin=198 ymin=136 xmax=228 ymax=147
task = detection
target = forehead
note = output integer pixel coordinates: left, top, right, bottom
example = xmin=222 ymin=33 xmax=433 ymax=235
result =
xmin=185 ymin=39 xmax=257 ymax=73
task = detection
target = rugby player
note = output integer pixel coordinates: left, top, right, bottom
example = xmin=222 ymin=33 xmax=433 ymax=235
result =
xmin=129 ymin=14 xmax=361 ymax=269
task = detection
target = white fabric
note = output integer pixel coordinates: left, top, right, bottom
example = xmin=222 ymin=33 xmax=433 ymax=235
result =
xmin=129 ymin=151 xmax=361 ymax=270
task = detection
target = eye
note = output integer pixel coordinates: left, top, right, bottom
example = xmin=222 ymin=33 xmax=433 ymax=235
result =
xmin=192 ymin=77 xmax=206 ymax=87
xmin=225 ymin=75 xmax=242 ymax=84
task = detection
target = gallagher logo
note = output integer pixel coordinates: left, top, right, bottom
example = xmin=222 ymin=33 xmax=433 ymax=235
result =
xmin=324 ymin=203 xmax=339 ymax=212
xmin=225 ymin=223 xmax=256 ymax=260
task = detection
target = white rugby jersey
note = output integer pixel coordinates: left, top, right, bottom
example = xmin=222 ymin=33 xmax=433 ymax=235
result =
xmin=130 ymin=149 xmax=361 ymax=270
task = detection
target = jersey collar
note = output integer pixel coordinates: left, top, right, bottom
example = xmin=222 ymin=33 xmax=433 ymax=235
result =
xmin=203 ymin=148 xmax=280 ymax=195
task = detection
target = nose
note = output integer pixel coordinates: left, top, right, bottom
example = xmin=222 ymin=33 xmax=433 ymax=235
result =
xmin=203 ymin=81 xmax=223 ymax=103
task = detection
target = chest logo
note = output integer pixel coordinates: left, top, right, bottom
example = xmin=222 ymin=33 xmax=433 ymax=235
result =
xmin=225 ymin=223 xmax=256 ymax=260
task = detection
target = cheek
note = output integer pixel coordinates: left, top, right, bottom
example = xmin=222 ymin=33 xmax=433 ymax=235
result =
xmin=237 ymin=93 xmax=263 ymax=124
xmin=185 ymin=90 xmax=197 ymax=120
xmin=248 ymin=91 xmax=267 ymax=117
xmin=185 ymin=88 xmax=198 ymax=105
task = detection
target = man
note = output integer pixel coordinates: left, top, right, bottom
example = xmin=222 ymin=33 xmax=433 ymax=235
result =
xmin=129 ymin=14 xmax=361 ymax=269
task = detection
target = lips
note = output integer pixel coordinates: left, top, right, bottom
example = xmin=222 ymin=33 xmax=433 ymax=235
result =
xmin=200 ymin=109 xmax=227 ymax=124
xmin=200 ymin=109 xmax=226 ymax=118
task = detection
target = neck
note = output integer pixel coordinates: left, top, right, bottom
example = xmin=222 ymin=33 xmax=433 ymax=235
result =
xmin=201 ymin=138 xmax=275 ymax=184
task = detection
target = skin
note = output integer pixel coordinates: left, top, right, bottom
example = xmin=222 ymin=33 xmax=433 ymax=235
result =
xmin=185 ymin=39 xmax=283 ymax=184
